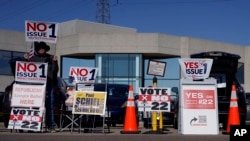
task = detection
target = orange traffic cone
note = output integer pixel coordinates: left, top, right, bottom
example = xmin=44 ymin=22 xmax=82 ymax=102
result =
xmin=120 ymin=85 xmax=141 ymax=134
xmin=225 ymin=84 xmax=240 ymax=134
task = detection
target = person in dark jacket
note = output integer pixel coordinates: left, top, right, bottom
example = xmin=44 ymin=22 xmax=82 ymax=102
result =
xmin=24 ymin=41 xmax=59 ymax=132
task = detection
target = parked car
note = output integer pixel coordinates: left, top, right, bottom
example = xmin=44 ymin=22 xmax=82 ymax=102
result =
xmin=143 ymin=87 xmax=179 ymax=129
xmin=190 ymin=51 xmax=247 ymax=129
xmin=2 ymin=82 xmax=14 ymax=128
xmin=246 ymin=93 xmax=250 ymax=125
xmin=0 ymin=92 xmax=4 ymax=121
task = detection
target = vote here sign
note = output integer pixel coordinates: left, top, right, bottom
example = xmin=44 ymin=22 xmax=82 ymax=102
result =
xmin=11 ymin=84 xmax=46 ymax=108
xmin=137 ymin=87 xmax=171 ymax=112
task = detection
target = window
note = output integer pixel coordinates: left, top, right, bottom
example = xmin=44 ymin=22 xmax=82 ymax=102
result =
xmin=236 ymin=62 xmax=244 ymax=84
xmin=96 ymin=54 xmax=142 ymax=91
xmin=0 ymin=50 xmax=24 ymax=75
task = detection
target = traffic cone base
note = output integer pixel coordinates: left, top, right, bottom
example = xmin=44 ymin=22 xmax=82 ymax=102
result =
xmin=120 ymin=85 xmax=140 ymax=134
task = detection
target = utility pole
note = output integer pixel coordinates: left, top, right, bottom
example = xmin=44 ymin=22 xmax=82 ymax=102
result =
xmin=96 ymin=0 xmax=111 ymax=24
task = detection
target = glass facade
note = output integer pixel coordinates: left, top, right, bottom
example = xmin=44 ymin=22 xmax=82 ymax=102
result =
xmin=0 ymin=50 xmax=24 ymax=75
xmin=61 ymin=54 xmax=181 ymax=94
xmin=61 ymin=54 xmax=245 ymax=95
xmin=95 ymin=54 xmax=142 ymax=93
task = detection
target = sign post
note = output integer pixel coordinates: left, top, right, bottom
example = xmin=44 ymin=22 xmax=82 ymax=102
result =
xmin=146 ymin=60 xmax=167 ymax=132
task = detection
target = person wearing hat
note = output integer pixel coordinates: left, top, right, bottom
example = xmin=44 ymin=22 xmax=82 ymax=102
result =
xmin=24 ymin=41 xmax=59 ymax=132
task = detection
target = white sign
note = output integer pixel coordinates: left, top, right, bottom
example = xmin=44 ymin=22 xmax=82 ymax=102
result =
xmin=179 ymin=78 xmax=219 ymax=135
xmin=147 ymin=60 xmax=166 ymax=77
xmin=69 ymin=66 xmax=98 ymax=84
xmin=11 ymin=84 xmax=45 ymax=108
xmin=178 ymin=59 xmax=213 ymax=80
xmin=8 ymin=108 xmax=44 ymax=131
xmin=77 ymin=84 xmax=94 ymax=91
xmin=137 ymin=87 xmax=171 ymax=112
xmin=15 ymin=61 xmax=48 ymax=84
xmin=25 ymin=20 xmax=58 ymax=43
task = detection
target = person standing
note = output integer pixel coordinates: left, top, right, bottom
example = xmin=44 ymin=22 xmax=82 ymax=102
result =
xmin=24 ymin=41 xmax=59 ymax=132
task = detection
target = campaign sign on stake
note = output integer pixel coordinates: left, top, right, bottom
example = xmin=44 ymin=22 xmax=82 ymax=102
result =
xmin=137 ymin=87 xmax=171 ymax=112
xmin=69 ymin=66 xmax=98 ymax=84
xmin=25 ymin=20 xmax=58 ymax=43
xmin=178 ymin=58 xmax=213 ymax=80
xmin=72 ymin=91 xmax=107 ymax=115
xmin=8 ymin=108 xmax=44 ymax=131
xmin=230 ymin=125 xmax=250 ymax=141
xmin=15 ymin=61 xmax=48 ymax=84
xmin=11 ymin=84 xmax=45 ymax=107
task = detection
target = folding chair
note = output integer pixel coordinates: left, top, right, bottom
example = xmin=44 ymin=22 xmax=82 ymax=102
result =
xmin=59 ymin=106 xmax=82 ymax=132
xmin=59 ymin=83 xmax=109 ymax=133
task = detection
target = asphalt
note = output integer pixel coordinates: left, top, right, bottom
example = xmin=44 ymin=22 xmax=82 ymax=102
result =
xmin=0 ymin=121 xmax=182 ymax=135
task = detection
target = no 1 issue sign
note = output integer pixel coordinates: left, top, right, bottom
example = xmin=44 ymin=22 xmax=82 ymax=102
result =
xmin=25 ymin=20 xmax=58 ymax=43
xmin=137 ymin=87 xmax=171 ymax=112
xmin=179 ymin=82 xmax=219 ymax=135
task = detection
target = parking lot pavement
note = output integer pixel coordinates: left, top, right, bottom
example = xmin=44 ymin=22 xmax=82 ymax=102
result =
xmin=0 ymin=121 xmax=227 ymax=135
xmin=0 ymin=123 xmax=175 ymax=135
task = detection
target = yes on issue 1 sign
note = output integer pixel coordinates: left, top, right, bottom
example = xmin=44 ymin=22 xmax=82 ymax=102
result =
xmin=178 ymin=58 xmax=213 ymax=79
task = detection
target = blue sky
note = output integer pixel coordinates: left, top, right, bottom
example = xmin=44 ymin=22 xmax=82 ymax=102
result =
xmin=0 ymin=0 xmax=249 ymax=46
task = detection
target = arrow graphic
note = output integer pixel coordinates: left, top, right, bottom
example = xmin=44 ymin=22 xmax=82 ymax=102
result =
xmin=190 ymin=117 xmax=198 ymax=125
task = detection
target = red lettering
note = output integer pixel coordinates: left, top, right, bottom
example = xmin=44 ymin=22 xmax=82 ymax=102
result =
xmin=27 ymin=22 xmax=36 ymax=31
xmin=26 ymin=22 xmax=47 ymax=32
xmin=80 ymin=69 xmax=88 ymax=76
xmin=20 ymin=100 xmax=34 ymax=104
xmin=36 ymin=23 xmax=47 ymax=31
xmin=17 ymin=63 xmax=26 ymax=71
xmin=184 ymin=62 xmax=199 ymax=68
xmin=17 ymin=63 xmax=37 ymax=72
xmin=27 ymin=63 xmax=37 ymax=72
xmin=70 ymin=68 xmax=88 ymax=76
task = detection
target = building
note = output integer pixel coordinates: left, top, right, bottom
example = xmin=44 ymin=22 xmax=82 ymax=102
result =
xmin=0 ymin=19 xmax=249 ymax=93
